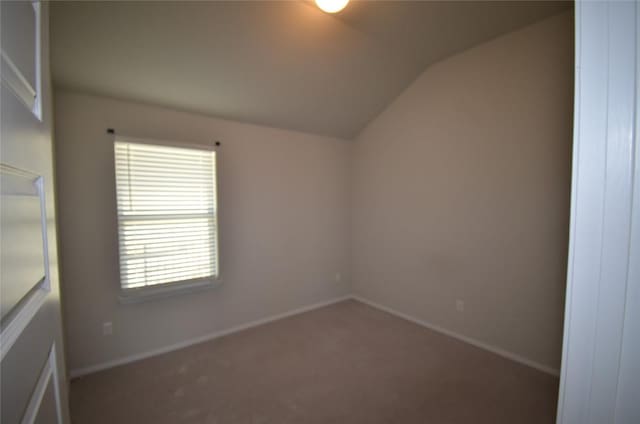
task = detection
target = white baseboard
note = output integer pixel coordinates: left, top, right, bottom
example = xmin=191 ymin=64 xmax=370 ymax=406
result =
xmin=352 ymin=295 xmax=560 ymax=377
xmin=70 ymin=293 xmax=559 ymax=379
xmin=69 ymin=295 xmax=352 ymax=379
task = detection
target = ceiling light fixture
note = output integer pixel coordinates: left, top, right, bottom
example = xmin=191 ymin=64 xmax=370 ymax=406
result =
xmin=315 ymin=0 xmax=349 ymax=14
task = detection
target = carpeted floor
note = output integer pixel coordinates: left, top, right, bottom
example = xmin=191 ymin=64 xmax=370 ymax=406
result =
xmin=70 ymin=300 xmax=559 ymax=423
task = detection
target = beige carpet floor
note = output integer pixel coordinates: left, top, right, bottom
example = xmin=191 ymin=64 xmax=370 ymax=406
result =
xmin=70 ymin=300 xmax=559 ymax=424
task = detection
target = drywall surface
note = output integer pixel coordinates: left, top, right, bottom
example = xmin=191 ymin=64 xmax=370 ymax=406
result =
xmin=54 ymin=91 xmax=351 ymax=372
xmin=351 ymin=12 xmax=573 ymax=371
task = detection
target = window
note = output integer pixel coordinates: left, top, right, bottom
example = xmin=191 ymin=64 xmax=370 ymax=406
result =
xmin=114 ymin=138 xmax=219 ymax=297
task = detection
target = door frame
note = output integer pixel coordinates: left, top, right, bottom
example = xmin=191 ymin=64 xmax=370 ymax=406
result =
xmin=557 ymin=0 xmax=639 ymax=422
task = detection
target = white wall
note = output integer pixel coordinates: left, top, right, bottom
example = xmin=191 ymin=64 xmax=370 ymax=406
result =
xmin=54 ymin=91 xmax=351 ymax=373
xmin=351 ymin=12 xmax=573 ymax=371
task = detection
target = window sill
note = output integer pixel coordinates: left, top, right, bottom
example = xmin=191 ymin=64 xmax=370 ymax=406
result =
xmin=118 ymin=278 xmax=222 ymax=304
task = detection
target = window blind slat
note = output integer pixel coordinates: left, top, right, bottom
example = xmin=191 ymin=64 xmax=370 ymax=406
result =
xmin=115 ymin=159 xmax=214 ymax=170
xmin=122 ymin=261 xmax=215 ymax=274
xmin=115 ymin=144 xmax=212 ymax=158
xmin=120 ymin=245 xmax=216 ymax=257
xmin=124 ymin=267 xmax=213 ymax=281
xmin=118 ymin=199 xmax=213 ymax=205
xmin=117 ymin=192 xmax=216 ymax=199
xmin=120 ymin=240 xmax=217 ymax=251
xmin=115 ymin=179 xmax=215 ymax=188
xmin=116 ymin=166 xmax=214 ymax=178
xmin=119 ymin=210 xmax=214 ymax=216
xmin=117 ymin=205 xmax=213 ymax=212
xmin=121 ymin=255 xmax=214 ymax=268
xmin=120 ymin=226 xmax=213 ymax=236
xmin=120 ymin=221 xmax=214 ymax=230
xmin=119 ymin=234 xmax=213 ymax=244
xmin=123 ymin=265 xmax=215 ymax=275
xmin=114 ymin=140 xmax=219 ymax=290
xmin=115 ymin=150 xmax=215 ymax=160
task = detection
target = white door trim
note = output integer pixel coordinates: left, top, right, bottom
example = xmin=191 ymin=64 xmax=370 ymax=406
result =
xmin=20 ymin=344 xmax=63 ymax=424
xmin=0 ymin=165 xmax=51 ymax=360
xmin=557 ymin=1 xmax=638 ymax=423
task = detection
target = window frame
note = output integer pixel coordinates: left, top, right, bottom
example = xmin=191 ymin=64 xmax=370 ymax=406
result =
xmin=112 ymin=135 xmax=222 ymax=304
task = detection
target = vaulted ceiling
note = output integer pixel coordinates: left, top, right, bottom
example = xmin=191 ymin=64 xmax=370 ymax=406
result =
xmin=50 ymin=1 xmax=571 ymax=139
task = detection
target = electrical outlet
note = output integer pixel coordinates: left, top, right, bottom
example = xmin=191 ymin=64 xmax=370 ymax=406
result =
xmin=456 ymin=300 xmax=464 ymax=312
xmin=103 ymin=321 xmax=113 ymax=336
xmin=335 ymin=272 xmax=342 ymax=283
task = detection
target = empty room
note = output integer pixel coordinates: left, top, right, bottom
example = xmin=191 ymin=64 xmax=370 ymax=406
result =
xmin=1 ymin=0 xmax=638 ymax=423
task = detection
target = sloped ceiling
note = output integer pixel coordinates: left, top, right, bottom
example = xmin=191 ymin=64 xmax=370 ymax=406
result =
xmin=50 ymin=1 xmax=571 ymax=139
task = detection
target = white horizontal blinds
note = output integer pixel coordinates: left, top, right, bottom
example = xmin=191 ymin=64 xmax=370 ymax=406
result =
xmin=114 ymin=140 xmax=219 ymax=289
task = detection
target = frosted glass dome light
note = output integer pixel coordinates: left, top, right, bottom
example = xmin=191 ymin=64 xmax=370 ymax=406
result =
xmin=315 ymin=0 xmax=349 ymax=13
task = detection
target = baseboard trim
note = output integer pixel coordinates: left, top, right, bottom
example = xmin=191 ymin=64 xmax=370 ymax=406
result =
xmin=71 ymin=294 xmax=559 ymax=379
xmin=351 ymin=295 xmax=560 ymax=377
xmin=69 ymin=295 xmax=352 ymax=379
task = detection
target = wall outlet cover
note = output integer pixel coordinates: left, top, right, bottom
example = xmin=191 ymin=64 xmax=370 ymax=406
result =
xmin=103 ymin=322 xmax=113 ymax=336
